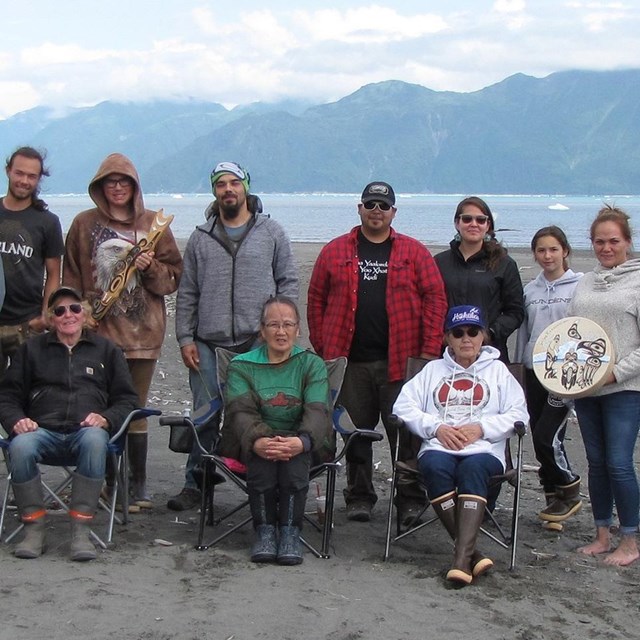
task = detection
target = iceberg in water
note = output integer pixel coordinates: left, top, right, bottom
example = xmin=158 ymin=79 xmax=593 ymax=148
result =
xmin=548 ymin=203 xmax=569 ymax=211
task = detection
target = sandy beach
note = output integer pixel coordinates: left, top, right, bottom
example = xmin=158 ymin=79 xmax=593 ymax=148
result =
xmin=2 ymin=241 xmax=638 ymax=640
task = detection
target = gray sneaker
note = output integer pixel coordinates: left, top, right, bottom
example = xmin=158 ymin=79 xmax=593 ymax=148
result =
xmin=167 ymin=487 xmax=201 ymax=511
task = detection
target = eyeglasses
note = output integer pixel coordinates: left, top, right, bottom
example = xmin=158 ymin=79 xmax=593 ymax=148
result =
xmin=458 ymin=214 xmax=489 ymax=225
xmin=104 ymin=177 xmax=132 ymax=189
xmin=362 ymin=201 xmax=392 ymax=211
xmin=450 ymin=326 xmax=481 ymax=339
xmin=263 ymin=321 xmax=298 ymax=331
xmin=53 ymin=303 xmax=83 ymax=317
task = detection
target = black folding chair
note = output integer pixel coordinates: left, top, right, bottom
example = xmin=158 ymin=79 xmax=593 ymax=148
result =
xmin=383 ymin=359 xmax=527 ymax=570
xmin=161 ymin=350 xmax=383 ymax=558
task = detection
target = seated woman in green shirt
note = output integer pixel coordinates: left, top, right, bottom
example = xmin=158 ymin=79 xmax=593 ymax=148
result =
xmin=220 ymin=295 xmax=331 ymax=565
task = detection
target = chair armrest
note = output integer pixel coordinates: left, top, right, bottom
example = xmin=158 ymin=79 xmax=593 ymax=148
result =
xmin=159 ymin=415 xmax=210 ymax=455
xmin=110 ymin=408 xmax=162 ymax=445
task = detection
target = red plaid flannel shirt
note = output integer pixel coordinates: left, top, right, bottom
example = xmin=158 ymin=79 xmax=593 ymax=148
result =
xmin=307 ymin=226 xmax=447 ymax=382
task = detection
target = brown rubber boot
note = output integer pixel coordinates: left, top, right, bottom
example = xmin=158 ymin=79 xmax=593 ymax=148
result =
xmin=13 ymin=476 xmax=46 ymax=559
xmin=446 ymin=494 xmax=487 ymax=586
xmin=539 ymin=479 xmax=582 ymax=523
xmin=431 ymin=492 xmax=493 ymax=577
xmin=69 ymin=473 xmax=103 ymax=561
xmin=541 ymin=492 xmax=563 ymax=532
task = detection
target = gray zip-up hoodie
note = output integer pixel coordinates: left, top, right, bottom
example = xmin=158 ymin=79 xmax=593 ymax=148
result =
xmin=176 ymin=212 xmax=298 ymax=348
xmin=515 ymin=268 xmax=583 ymax=368
xmin=568 ymin=258 xmax=640 ymax=395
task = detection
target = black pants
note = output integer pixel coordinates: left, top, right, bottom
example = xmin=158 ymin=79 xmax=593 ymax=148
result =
xmin=525 ymin=368 xmax=579 ymax=491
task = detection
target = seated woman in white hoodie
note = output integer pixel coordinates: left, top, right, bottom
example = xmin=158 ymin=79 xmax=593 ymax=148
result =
xmin=393 ymin=305 xmax=528 ymax=586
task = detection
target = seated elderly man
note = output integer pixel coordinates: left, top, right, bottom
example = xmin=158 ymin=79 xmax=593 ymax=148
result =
xmin=0 ymin=286 xmax=138 ymax=561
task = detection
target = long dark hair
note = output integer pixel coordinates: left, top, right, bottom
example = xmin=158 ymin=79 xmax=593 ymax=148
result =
xmin=5 ymin=146 xmax=50 ymax=211
xmin=454 ymin=196 xmax=506 ymax=271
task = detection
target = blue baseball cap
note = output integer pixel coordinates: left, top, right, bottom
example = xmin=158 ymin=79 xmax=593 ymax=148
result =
xmin=445 ymin=305 xmax=486 ymax=332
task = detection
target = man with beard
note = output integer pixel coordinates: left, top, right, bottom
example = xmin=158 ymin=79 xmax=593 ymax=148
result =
xmin=168 ymin=161 xmax=299 ymax=510
xmin=0 ymin=147 xmax=64 ymax=379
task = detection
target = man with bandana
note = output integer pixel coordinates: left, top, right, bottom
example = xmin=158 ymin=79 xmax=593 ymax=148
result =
xmin=168 ymin=162 xmax=299 ymax=511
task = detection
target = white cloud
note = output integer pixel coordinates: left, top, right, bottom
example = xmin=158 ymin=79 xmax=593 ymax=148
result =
xmin=493 ymin=0 xmax=527 ymax=12
xmin=0 ymin=82 xmax=40 ymax=118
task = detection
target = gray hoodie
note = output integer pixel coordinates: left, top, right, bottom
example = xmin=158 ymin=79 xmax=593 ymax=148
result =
xmin=515 ymin=268 xmax=583 ymax=368
xmin=568 ymin=258 xmax=640 ymax=395
xmin=176 ymin=212 xmax=298 ymax=348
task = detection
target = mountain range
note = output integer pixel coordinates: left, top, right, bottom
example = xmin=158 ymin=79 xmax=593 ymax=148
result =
xmin=1 ymin=69 xmax=639 ymax=195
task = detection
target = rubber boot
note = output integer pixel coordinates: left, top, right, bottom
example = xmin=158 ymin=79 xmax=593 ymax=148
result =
xmin=129 ymin=432 xmax=152 ymax=508
xmin=541 ymin=492 xmax=563 ymax=532
xmin=446 ymin=494 xmax=487 ymax=586
xmin=277 ymin=492 xmax=306 ymax=565
xmin=539 ymin=479 xmax=582 ymax=523
xmin=431 ymin=492 xmax=493 ymax=578
xmin=69 ymin=473 xmax=103 ymax=562
xmin=13 ymin=476 xmax=46 ymax=559
xmin=248 ymin=490 xmax=278 ymax=563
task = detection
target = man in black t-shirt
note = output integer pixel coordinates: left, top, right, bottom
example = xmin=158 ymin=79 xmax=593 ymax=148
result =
xmin=0 ymin=147 xmax=64 ymax=379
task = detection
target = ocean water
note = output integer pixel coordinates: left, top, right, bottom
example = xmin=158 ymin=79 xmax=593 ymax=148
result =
xmin=46 ymin=193 xmax=640 ymax=249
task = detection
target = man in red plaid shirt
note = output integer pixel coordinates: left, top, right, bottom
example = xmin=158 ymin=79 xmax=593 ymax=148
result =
xmin=308 ymin=181 xmax=447 ymax=523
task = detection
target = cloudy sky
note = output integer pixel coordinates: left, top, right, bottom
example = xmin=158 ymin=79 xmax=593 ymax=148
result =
xmin=1 ymin=0 xmax=638 ymax=120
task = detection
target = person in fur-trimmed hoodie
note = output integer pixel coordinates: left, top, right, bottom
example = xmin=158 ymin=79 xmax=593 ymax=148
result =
xmin=515 ymin=226 xmax=583 ymax=532
xmin=394 ymin=305 xmax=528 ymax=586
xmin=63 ymin=153 xmax=183 ymax=509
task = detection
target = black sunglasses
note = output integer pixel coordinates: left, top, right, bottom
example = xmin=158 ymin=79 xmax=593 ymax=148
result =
xmin=458 ymin=214 xmax=489 ymax=225
xmin=362 ymin=201 xmax=392 ymax=211
xmin=450 ymin=326 xmax=481 ymax=339
xmin=53 ymin=303 xmax=83 ymax=317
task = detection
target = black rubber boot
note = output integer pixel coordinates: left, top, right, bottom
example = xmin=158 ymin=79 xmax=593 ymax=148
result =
xmin=69 ymin=473 xmax=103 ymax=562
xmin=129 ymin=432 xmax=152 ymax=508
xmin=249 ymin=490 xmax=278 ymax=563
xmin=277 ymin=491 xmax=306 ymax=565
xmin=13 ymin=476 xmax=46 ymax=559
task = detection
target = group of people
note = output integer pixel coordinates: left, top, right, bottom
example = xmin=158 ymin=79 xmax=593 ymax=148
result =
xmin=0 ymin=146 xmax=638 ymax=578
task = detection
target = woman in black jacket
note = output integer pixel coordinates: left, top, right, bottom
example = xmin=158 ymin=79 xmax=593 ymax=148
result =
xmin=435 ymin=196 xmax=524 ymax=363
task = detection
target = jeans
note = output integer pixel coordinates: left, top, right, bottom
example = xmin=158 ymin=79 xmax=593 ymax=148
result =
xmin=574 ymin=391 xmax=640 ymax=535
xmin=9 ymin=427 xmax=109 ymax=483
xmin=418 ymin=450 xmax=503 ymax=500
xmin=185 ymin=340 xmax=221 ymax=489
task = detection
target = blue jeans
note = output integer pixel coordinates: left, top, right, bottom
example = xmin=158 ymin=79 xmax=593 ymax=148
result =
xmin=185 ymin=341 xmax=221 ymax=489
xmin=418 ymin=450 xmax=502 ymax=500
xmin=575 ymin=391 xmax=640 ymax=535
xmin=9 ymin=427 xmax=109 ymax=483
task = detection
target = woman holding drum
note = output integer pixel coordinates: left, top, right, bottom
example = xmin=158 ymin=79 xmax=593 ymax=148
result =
xmin=568 ymin=205 xmax=640 ymax=566
xmin=516 ymin=227 xmax=583 ymax=530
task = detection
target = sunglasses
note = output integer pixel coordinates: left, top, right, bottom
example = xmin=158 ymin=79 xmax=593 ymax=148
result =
xmin=450 ymin=326 xmax=481 ymax=339
xmin=362 ymin=201 xmax=392 ymax=211
xmin=53 ymin=303 xmax=83 ymax=317
xmin=458 ymin=214 xmax=489 ymax=225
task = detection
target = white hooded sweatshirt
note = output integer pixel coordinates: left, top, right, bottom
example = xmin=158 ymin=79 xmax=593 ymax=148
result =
xmin=393 ymin=345 xmax=529 ymax=470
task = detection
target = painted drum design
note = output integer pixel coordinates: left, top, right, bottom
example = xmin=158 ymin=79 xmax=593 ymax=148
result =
xmin=532 ymin=316 xmax=615 ymax=399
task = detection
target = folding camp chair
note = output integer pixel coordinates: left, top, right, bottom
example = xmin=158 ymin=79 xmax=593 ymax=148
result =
xmin=0 ymin=408 xmax=161 ymax=549
xmin=160 ymin=349 xmax=383 ymax=558
xmin=383 ymin=359 xmax=527 ymax=570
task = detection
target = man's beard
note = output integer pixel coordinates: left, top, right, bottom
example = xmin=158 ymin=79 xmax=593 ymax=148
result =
xmin=8 ymin=182 xmax=35 ymax=202
xmin=218 ymin=200 xmax=241 ymax=219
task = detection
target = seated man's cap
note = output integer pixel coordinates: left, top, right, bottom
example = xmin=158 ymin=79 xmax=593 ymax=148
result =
xmin=361 ymin=181 xmax=395 ymax=207
xmin=445 ymin=305 xmax=486 ymax=332
xmin=48 ymin=286 xmax=83 ymax=309
xmin=210 ymin=161 xmax=250 ymax=194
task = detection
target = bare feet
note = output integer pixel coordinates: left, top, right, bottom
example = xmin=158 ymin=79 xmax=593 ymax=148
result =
xmin=577 ymin=526 xmax=610 ymax=556
xmin=603 ymin=536 xmax=640 ymax=567
xmin=577 ymin=540 xmax=610 ymax=556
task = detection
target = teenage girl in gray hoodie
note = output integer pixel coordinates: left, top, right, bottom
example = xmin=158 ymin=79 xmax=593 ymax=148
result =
xmin=515 ymin=226 xmax=583 ymax=530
